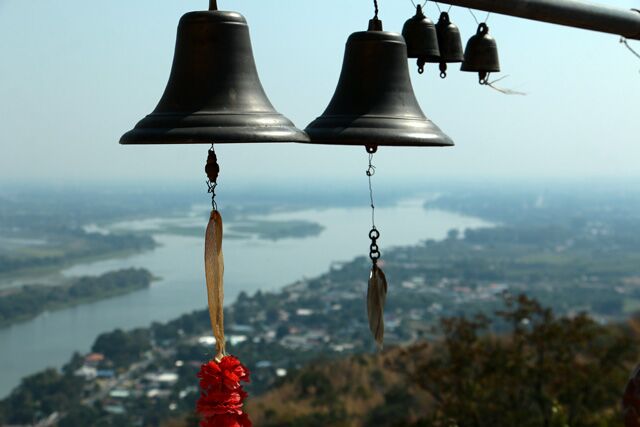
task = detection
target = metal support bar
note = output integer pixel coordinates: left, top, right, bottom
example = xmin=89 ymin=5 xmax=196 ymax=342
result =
xmin=434 ymin=0 xmax=640 ymax=40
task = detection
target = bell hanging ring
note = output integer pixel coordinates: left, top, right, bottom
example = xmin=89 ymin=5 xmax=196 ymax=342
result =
xmin=402 ymin=5 xmax=440 ymax=74
xmin=461 ymin=23 xmax=500 ymax=85
xmin=435 ymin=12 xmax=464 ymax=79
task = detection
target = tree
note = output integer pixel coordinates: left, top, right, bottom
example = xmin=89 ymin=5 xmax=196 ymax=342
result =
xmin=415 ymin=294 xmax=637 ymax=427
xmin=92 ymin=328 xmax=151 ymax=368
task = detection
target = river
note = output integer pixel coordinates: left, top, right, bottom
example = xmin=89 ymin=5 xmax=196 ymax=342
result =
xmin=0 ymin=199 xmax=491 ymax=397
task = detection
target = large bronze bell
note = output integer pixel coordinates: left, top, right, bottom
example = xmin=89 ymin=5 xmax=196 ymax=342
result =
xmin=305 ymin=19 xmax=453 ymax=151
xmin=402 ymin=5 xmax=440 ymax=74
xmin=461 ymin=23 xmax=501 ymax=84
xmin=435 ymin=12 xmax=464 ymax=79
xmin=120 ymin=4 xmax=308 ymax=145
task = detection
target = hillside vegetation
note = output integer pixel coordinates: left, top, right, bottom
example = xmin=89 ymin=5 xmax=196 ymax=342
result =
xmin=245 ymin=295 xmax=639 ymax=427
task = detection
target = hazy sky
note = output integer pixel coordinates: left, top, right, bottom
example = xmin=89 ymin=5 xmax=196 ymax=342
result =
xmin=0 ymin=0 xmax=638 ymax=187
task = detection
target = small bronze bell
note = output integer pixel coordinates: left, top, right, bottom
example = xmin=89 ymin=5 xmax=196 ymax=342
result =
xmin=435 ymin=12 xmax=464 ymax=78
xmin=120 ymin=4 xmax=308 ymax=145
xmin=305 ymin=18 xmax=453 ymax=150
xmin=461 ymin=23 xmax=500 ymax=84
xmin=402 ymin=5 xmax=440 ymax=74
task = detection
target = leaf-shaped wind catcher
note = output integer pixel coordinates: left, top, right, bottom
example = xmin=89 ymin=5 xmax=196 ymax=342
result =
xmin=368 ymin=265 xmax=388 ymax=348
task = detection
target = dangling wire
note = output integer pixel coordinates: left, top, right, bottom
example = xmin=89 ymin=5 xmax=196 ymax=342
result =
xmin=366 ymin=150 xmax=381 ymax=266
xmin=621 ymin=37 xmax=640 ymax=60
xmin=468 ymin=8 xmax=491 ymax=25
xmin=410 ymin=0 xmax=428 ymax=9
xmin=434 ymin=1 xmax=452 ymax=13
xmin=366 ymin=152 xmax=377 ymax=231
xmin=373 ymin=0 xmax=379 ymax=18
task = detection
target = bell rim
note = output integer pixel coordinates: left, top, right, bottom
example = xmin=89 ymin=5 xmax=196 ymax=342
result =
xmin=301 ymin=136 xmax=454 ymax=148
xmin=119 ymin=126 xmax=309 ymax=145
xmin=300 ymin=141 xmax=454 ymax=147
xmin=460 ymin=64 xmax=501 ymax=72
xmin=305 ymin=118 xmax=454 ymax=147
xmin=440 ymin=56 xmax=464 ymax=63
xmin=120 ymin=112 xmax=310 ymax=145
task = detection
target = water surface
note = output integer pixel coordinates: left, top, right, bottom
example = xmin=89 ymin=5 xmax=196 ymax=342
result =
xmin=0 ymin=200 xmax=491 ymax=397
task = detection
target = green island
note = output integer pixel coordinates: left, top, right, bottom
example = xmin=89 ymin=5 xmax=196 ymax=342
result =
xmin=0 ymin=268 xmax=153 ymax=327
xmin=228 ymin=219 xmax=325 ymax=240
xmin=159 ymin=219 xmax=324 ymax=241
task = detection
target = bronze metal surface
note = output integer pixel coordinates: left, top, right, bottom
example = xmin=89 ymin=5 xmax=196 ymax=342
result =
xmin=305 ymin=24 xmax=453 ymax=148
xmin=461 ymin=23 xmax=500 ymax=75
xmin=120 ymin=10 xmax=308 ymax=145
xmin=402 ymin=5 xmax=441 ymax=63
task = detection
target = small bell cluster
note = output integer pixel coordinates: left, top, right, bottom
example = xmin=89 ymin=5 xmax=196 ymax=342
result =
xmin=402 ymin=5 xmax=500 ymax=83
xmin=196 ymin=356 xmax=252 ymax=427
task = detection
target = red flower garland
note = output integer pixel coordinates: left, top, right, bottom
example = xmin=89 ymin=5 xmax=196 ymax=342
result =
xmin=197 ymin=356 xmax=252 ymax=427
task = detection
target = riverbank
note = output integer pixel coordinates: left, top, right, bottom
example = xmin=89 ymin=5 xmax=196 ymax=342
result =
xmin=0 ymin=268 xmax=154 ymax=328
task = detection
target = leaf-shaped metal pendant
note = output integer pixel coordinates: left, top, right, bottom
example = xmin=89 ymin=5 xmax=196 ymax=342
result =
xmin=367 ymin=265 xmax=388 ymax=349
xmin=205 ymin=209 xmax=225 ymax=360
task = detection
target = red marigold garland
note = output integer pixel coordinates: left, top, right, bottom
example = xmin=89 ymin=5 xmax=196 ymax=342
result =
xmin=197 ymin=356 xmax=252 ymax=427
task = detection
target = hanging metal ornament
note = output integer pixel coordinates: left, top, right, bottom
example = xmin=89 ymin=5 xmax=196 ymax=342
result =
xmin=120 ymin=2 xmax=308 ymax=145
xmin=461 ymin=22 xmax=501 ymax=85
xmin=305 ymin=1 xmax=453 ymax=349
xmin=402 ymin=4 xmax=440 ymax=74
xmin=435 ymin=11 xmax=464 ymax=78
xmin=120 ymin=2 xmax=307 ymax=425
xmin=304 ymin=22 xmax=453 ymax=147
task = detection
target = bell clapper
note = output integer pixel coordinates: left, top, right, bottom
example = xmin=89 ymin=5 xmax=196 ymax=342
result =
xmin=439 ymin=62 xmax=447 ymax=79
xmin=479 ymin=71 xmax=489 ymax=85
xmin=205 ymin=144 xmax=220 ymax=210
xmin=418 ymin=58 xmax=426 ymax=74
